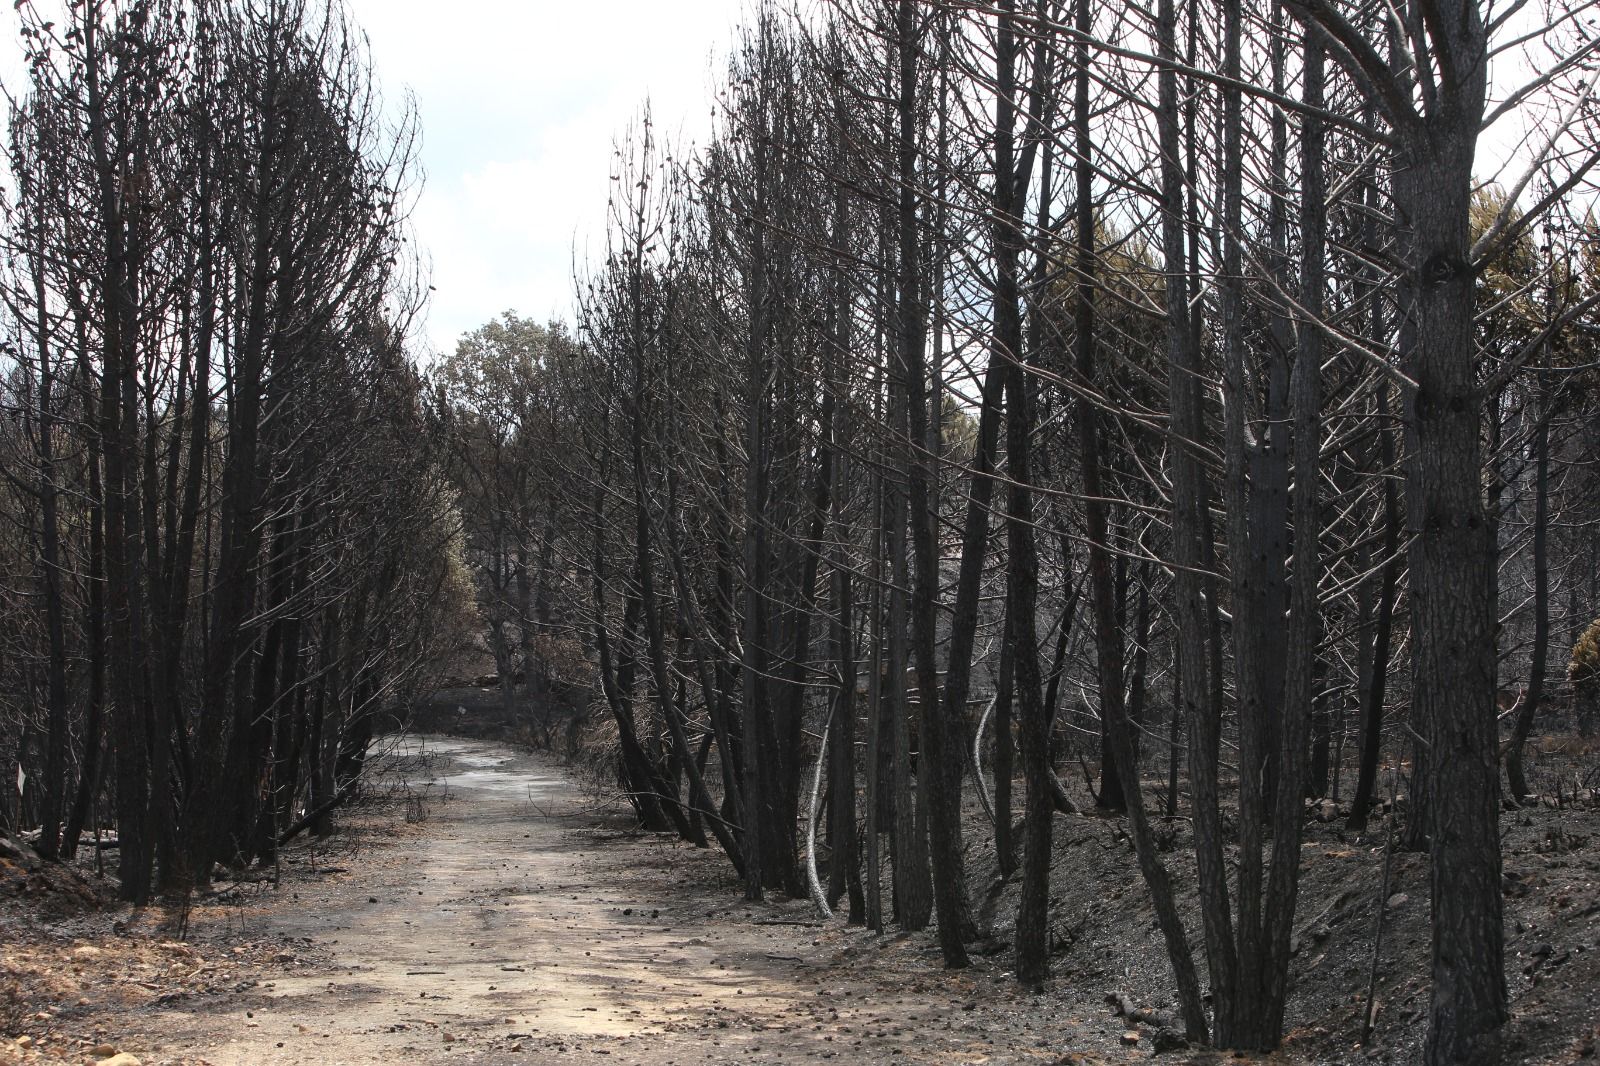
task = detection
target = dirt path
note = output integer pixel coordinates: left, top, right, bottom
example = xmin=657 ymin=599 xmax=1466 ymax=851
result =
xmin=125 ymin=738 xmax=1128 ymax=1066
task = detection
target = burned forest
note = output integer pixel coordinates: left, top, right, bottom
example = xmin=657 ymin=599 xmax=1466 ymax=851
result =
xmin=3 ymin=1 xmax=1600 ymax=1065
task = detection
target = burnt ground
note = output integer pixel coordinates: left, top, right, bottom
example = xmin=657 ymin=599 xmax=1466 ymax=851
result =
xmin=1 ymin=735 xmax=1597 ymax=1066
xmin=980 ymin=786 xmax=1600 ymax=1066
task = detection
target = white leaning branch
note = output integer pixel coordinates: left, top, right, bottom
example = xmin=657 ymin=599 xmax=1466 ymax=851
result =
xmin=970 ymin=695 xmax=998 ymax=829
xmin=806 ymin=712 xmax=833 ymax=921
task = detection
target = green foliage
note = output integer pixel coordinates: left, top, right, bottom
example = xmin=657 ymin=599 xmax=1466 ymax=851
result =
xmin=437 ymin=311 xmax=558 ymax=441
xmin=939 ymin=394 xmax=979 ymax=467
xmin=1472 ymin=187 xmax=1543 ymax=363
xmin=1570 ymin=618 xmax=1600 ymax=694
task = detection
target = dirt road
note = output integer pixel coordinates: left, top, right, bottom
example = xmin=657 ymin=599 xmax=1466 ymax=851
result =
xmin=129 ymin=738 xmax=1119 ymax=1066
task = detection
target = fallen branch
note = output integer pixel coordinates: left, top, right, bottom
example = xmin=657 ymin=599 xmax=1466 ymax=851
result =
xmin=277 ymin=780 xmax=360 ymax=847
xmin=0 ymin=834 xmax=39 ymax=867
xmin=1291 ymin=887 xmax=1358 ymax=955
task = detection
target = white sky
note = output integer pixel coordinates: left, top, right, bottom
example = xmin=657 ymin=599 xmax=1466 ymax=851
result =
xmin=346 ymin=0 xmax=745 ymax=355
xmin=0 ymin=3 xmax=1580 ymax=359
xmin=0 ymin=1 xmax=746 ymax=356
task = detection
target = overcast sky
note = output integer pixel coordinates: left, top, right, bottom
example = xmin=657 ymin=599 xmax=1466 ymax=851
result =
xmin=0 ymin=3 xmax=1565 ymax=358
xmin=0 ymin=2 xmax=746 ymax=355
xmin=348 ymin=0 xmax=745 ymax=355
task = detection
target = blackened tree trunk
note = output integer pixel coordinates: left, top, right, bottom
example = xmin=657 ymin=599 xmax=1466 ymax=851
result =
xmin=824 ymin=57 xmax=864 ymax=924
xmin=83 ymin=9 xmax=155 ymax=901
xmin=826 ymin=518 xmax=863 ymax=919
xmin=1157 ymin=0 xmax=1229 ymax=1040
xmin=1256 ymin=33 xmax=1327 ymax=1044
xmin=1506 ymin=378 xmax=1551 ymax=803
xmin=1279 ymin=1 xmax=1504 ymax=1056
xmin=894 ymin=0 xmax=968 ymax=966
xmin=591 ymin=492 xmax=672 ymax=834
xmin=740 ymin=134 xmax=775 ymax=900
xmin=984 ymin=0 xmax=1049 ymax=991
xmin=1397 ymin=41 xmax=1503 ymax=1066
xmin=62 ymin=431 xmax=109 ymax=860
xmin=1348 ymin=386 xmax=1401 ymax=832
xmin=1071 ymin=0 xmax=1127 ymax=820
xmin=26 ymin=212 xmax=70 ymax=861
xmin=1068 ymin=4 xmax=1204 ymax=1037
xmin=1400 ymin=155 xmax=1507 ymax=1066
xmin=1006 ymin=350 xmax=1052 ymax=989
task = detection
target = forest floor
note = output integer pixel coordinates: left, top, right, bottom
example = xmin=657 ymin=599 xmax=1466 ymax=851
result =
xmin=3 ymin=735 xmax=1598 ymax=1066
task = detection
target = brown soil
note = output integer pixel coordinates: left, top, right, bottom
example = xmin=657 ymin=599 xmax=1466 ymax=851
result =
xmin=3 ymin=738 xmax=1596 ymax=1066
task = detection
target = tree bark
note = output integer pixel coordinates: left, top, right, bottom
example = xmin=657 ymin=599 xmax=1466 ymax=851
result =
xmin=896 ymin=0 xmax=968 ymax=966
xmin=1506 ymin=379 xmax=1551 ymax=803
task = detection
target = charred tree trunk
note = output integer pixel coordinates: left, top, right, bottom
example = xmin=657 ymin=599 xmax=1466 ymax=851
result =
xmin=1506 ymin=379 xmax=1551 ymax=803
xmin=895 ymin=0 xmax=968 ymax=965
xmin=1348 ymin=388 xmax=1401 ymax=833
